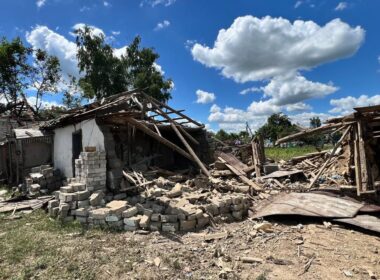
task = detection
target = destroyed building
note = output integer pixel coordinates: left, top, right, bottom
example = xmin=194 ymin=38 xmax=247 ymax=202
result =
xmin=40 ymin=90 xmax=211 ymax=191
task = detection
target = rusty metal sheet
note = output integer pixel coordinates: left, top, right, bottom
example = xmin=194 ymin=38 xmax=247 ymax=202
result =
xmin=253 ymin=192 xmax=363 ymax=219
xmin=334 ymin=215 xmax=380 ymax=233
xmin=261 ymin=170 xmax=304 ymax=179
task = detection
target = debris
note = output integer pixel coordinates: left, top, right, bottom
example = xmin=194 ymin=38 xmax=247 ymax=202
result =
xmin=253 ymin=222 xmax=274 ymax=233
xmin=343 ymin=270 xmax=353 ymax=277
xmin=154 ymin=257 xmax=161 ymax=267
xmin=240 ymin=257 xmax=263 ymax=264
xmin=299 ymin=255 xmax=315 ymax=276
xmin=203 ymin=232 xmax=229 ymax=241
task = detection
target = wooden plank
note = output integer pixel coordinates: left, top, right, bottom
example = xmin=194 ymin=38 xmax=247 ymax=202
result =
xmin=308 ymin=125 xmax=351 ymax=189
xmin=170 ymin=122 xmax=210 ymax=176
xmin=218 ymin=152 xmax=249 ymax=171
xmin=125 ymin=117 xmax=194 ymax=162
xmin=275 ymin=122 xmax=352 ymax=145
xmin=218 ymin=155 xmax=262 ymax=191
xmin=357 ymin=118 xmax=374 ymax=193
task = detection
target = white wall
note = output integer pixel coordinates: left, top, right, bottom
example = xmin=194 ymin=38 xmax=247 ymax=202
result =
xmin=53 ymin=118 xmax=105 ymax=178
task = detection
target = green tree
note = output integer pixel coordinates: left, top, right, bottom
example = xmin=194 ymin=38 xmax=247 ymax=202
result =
xmin=257 ymin=113 xmax=297 ymax=143
xmin=30 ymin=49 xmax=61 ymax=113
xmin=0 ymin=37 xmax=61 ymax=116
xmin=0 ymin=37 xmax=32 ymax=104
xmin=215 ymin=129 xmax=230 ymax=141
xmin=75 ymin=26 xmax=172 ymax=102
xmin=310 ymin=117 xmax=321 ymax=128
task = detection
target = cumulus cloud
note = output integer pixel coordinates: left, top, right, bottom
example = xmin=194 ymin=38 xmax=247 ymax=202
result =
xmin=191 ymin=16 xmax=364 ymax=83
xmin=26 ymin=25 xmax=132 ymax=80
xmin=286 ymin=102 xmax=312 ymax=112
xmin=141 ymin=0 xmax=176 ymax=7
xmin=261 ymin=72 xmax=338 ymax=106
xmin=36 ymin=0 xmax=46 ymax=8
xmin=335 ymin=2 xmax=348 ymax=11
xmin=71 ymin=23 xmax=105 ymax=38
xmin=154 ymin=20 xmax=170 ymax=31
xmin=103 ymin=1 xmax=111 ymax=7
xmin=111 ymin=30 xmax=120 ymax=36
xmin=329 ymin=95 xmax=380 ymax=115
xmin=27 ymin=96 xmax=62 ymax=109
xmin=26 ymin=25 xmax=79 ymax=78
xmin=240 ymin=87 xmax=262 ymax=95
xmin=196 ymin=90 xmax=216 ymax=104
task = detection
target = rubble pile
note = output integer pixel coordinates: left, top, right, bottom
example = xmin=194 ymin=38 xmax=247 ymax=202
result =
xmin=25 ymin=164 xmax=64 ymax=196
xmin=47 ymin=148 xmax=250 ymax=231
xmin=47 ymin=151 xmax=107 ymax=222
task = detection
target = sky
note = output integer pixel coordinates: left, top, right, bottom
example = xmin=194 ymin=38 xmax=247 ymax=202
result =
xmin=1 ymin=0 xmax=380 ymax=132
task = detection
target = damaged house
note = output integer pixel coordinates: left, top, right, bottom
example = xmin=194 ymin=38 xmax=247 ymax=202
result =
xmin=40 ymin=90 xmax=211 ymax=192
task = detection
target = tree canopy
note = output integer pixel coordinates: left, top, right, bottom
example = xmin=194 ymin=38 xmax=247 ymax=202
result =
xmin=257 ymin=113 xmax=297 ymax=143
xmin=75 ymin=26 xmax=172 ymax=102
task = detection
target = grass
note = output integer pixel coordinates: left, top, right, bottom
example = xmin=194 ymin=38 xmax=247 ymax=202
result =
xmin=0 ymin=185 xmax=12 ymax=200
xmin=0 ymin=210 xmax=143 ymax=280
xmin=265 ymin=145 xmax=333 ymax=161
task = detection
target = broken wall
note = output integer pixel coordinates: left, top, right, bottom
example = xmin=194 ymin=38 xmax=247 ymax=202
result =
xmin=53 ymin=118 xmax=105 ymax=178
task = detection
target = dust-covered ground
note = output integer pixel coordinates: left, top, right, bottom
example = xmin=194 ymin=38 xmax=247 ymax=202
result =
xmin=0 ymin=210 xmax=379 ymax=280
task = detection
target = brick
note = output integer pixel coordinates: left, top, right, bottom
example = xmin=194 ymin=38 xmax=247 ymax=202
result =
xmin=162 ymin=223 xmax=179 ymax=232
xmin=149 ymin=222 xmax=162 ymax=231
xmin=124 ymin=216 xmax=141 ymax=227
xmin=75 ymin=208 xmax=88 ymax=217
xmin=60 ymin=186 xmax=74 ymax=193
xmin=106 ymin=214 xmax=121 ymax=222
xmin=77 ymin=200 xmax=90 ymax=208
xmin=122 ymin=207 xmax=138 ymax=218
xmin=124 ymin=225 xmax=138 ymax=231
xmin=89 ymin=191 xmax=105 ymax=206
xmin=71 ymin=182 xmax=86 ymax=192
xmin=139 ymin=215 xmax=150 ymax=229
xmin=167 ymin=183 xmax=182 ymax=198
xmin=77 ymin=190 xmax=90 ymax=200
xmin=161 ymin=214 xmax=177 ymax=223
xmin=90 ymin=208 xmax=110 ymax=219
xmin=150 ymin=213 xmax=161 ymax=222
xmin=48 ymin=199 xmax=59 ymax=208
xmin=180 ymin=220 xmax=196 ymax=231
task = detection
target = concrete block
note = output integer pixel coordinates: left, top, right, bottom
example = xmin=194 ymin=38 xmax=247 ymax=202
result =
xmin=77 ymin=190 xmax=90 ymax=201
xmin=150 ymin=213 xmax=161 ymax=222
xmin=77 ymin=200 xmax=90 ymax=208
xmin=124 ymin=216 xmax=141 ymax=227
xmin=89 ymin=191 xmax=105 ymax=206
xmin=106 ymin=214 xmax=121 ymax=222
xmin=180 ymin=220 xmax=196 ymax=231
xmin=90 ymin=208 xmax=110 ymax=219
xmin=161 ymin=214 xmax=178 ymax=223
xmin=263 ymin=164 xmax=279 ymax=175
xmin=162 ymin=223 xmax=179 ymax=232
xmin=139 ymin=215 xmax=150 ymax=229
xmin=122 ymin=206 xmax=138 ymax=218
xmin=149 ymin=222 xmax=162 ymax=231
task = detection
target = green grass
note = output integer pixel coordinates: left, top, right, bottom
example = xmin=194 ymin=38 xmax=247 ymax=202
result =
xmin=0 ymin=210 xmax=144 ymax=280
xmin=265 ymin=145 xmax=332 ymax=161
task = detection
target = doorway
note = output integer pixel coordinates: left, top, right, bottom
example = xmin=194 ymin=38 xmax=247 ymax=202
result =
xmin=72 ymin=130 xmax=82 ymax=177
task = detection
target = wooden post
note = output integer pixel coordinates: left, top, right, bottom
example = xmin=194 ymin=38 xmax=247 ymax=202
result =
xmin=308 ymin=125 xmax=351 ymax=189
xmin=353 ymin=123 xmax=362 ymax=195
xmin=251 ymin=135 xmax=266 ymax=177
xmin=170 ymin=122 xmax=210 ymax=177
xmin=357 ymin=118 xmax=374 ymax=193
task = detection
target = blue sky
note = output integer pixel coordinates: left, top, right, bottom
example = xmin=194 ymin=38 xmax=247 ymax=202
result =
xmin=1 ymin=0 xmax=380 ymax=131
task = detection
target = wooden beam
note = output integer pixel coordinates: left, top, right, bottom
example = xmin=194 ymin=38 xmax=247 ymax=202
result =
xmin=156 ymin=117 xmax=185 ymax=123
xmin=170 ymin=122 xmax=210 ymax=176
xmin=149 ymin=110 xmax=185 ymax=118
xmin=125 ymin=117 xmax=194 ymax=162
xmin=308 ymin=125 xmax=351 ymax=189
xmin=275 ymin=122 xmax=352 ymax=145
xmin=140 ymin=92 xmax=204 ymax=128
xmin=218 ymin=156 xmax=262 ymax=191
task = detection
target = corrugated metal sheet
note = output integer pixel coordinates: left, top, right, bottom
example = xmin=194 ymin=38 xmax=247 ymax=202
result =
xmin=13 ymin=129 xmax=47 ymax=139
xmin=253 ymin=193 xmax=363 ymax=219
xmin=334 ymin=215 xmax=380 ymax=233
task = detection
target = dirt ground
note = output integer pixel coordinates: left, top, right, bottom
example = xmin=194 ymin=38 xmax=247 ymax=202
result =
xmin=0 ymin=210 xmax=379 ymax=280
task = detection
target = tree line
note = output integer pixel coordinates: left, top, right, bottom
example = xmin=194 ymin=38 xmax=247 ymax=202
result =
xmin=0 ymin=26 xmax=172 ymax=119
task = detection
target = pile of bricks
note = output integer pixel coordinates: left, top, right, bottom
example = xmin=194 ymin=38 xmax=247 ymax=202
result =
xmin=75 ymin=151 xmax=107 ymax=192
xmin=47 ymin=150 xmax=107 ymax=222
xmin=25 ymin=164 xmax=64 ymax=196
xmin=47 ymin=148 xmax=250 ymax=232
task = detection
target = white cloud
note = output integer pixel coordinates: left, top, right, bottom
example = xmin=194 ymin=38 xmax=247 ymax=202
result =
xmin=80 ymin=6 xmax=91 ymax=12
xmin=294 ymin=1 xmax=302 ymax=8
xmin=36 ymin=0 xmax=46 ymax=8
xmin=286 ymin=102 xmax=312 ymax=112
xmin=191 ymin=16 xmax=364 ymax=83
xmin=185 ymin=39 xmax=197 ymax=50
xmin=154 ymin=20 xmax=170 ymax=31
xmin=153 ymin=62 xmax=165 ymax=75
xmin=329 ymin=95 xmax=380 ymax=115
xmin=26 ymin=25 xmax=129 ymax=80
xmin=335 ymin=2 xmax=348 ymax=11
xmin=239 ymin=87 xmax=262 ymax=95
xmin=103 ymin=1 xmax=111 ymax=7
xmin=261 ymin=72 xmax=338 ymax=106
xmin=27 ymin=96 xmax=62 ymax=109
xmin=71 ymin=23 xmax=105 ymax=38
xmin=111 ymin=31 xmax=120 ymax=36
xmin=141 ymin=0 xmax=176 ymax=7
xmin=26 ymin=25 xmax=79 ymax=78
xmin=196 ymin=90 xmax=216 ymax=104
